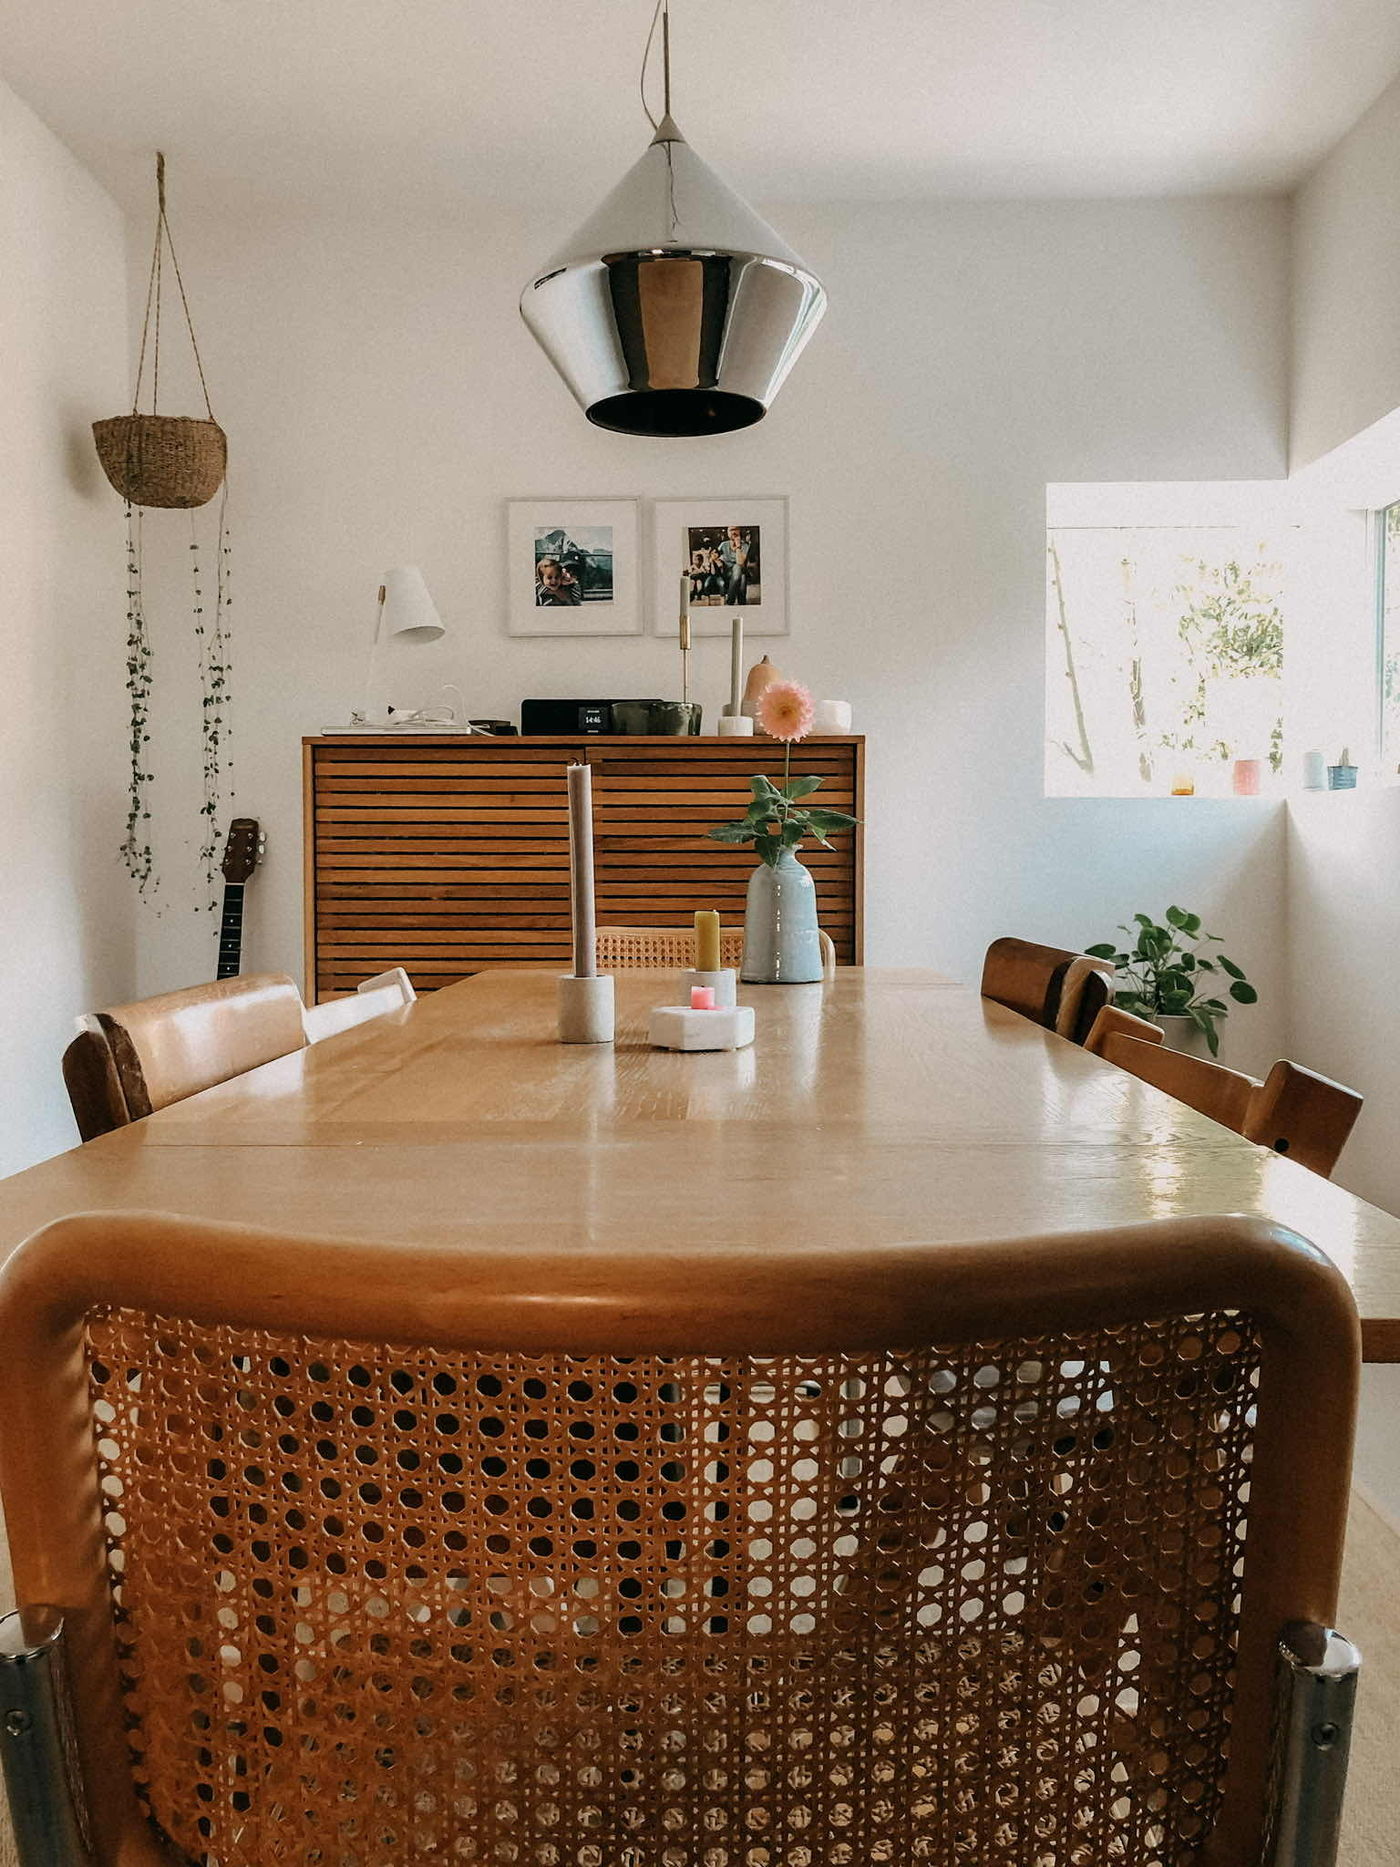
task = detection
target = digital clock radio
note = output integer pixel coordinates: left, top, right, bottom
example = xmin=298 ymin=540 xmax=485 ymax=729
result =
xmin=521 ymin=699 xmax=664 ymax=735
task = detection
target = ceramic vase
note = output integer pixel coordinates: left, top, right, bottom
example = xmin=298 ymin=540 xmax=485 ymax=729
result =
xmin=650 ymin=700 xmax=702 ymax=735
xmin=741 ymin=655 xmax=784 ymax=720
xmin=741 ymin=848 xmax=824 ymax=983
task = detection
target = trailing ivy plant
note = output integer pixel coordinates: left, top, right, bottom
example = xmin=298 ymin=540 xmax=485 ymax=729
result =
xmin=120 ymin=503 xmax=156 ymax=895
xmin=190 ymin=491 xmax=233 ymax=905
xmin=1087 ymin=905 xmax=1257 ymax=1056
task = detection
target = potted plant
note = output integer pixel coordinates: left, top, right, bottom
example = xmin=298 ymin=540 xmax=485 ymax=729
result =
xmin=707 ymin=682 xmax=858 ymax=982
xmin=1087 ymin=907 xmax=1257 ymax=1056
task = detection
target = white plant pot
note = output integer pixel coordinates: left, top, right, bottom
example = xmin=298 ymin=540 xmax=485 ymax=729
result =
xmin=1150 ymin=1013 xmax=1212 ymax=1058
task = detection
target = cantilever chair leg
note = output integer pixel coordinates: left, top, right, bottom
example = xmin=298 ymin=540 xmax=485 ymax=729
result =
xmin=0 ymin=1608 xmax=93 ymax=1866
xmin=1263 ymin=1622 xmax=1361 ymax=1867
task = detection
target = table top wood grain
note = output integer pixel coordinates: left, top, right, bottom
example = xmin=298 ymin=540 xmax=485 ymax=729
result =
xmin=5 ymin=968 xmax=1399 ymax=1358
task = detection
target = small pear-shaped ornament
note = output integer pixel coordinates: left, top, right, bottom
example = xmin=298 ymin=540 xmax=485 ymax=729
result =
xmin=741 ymin=655 xmax=784 ymax=719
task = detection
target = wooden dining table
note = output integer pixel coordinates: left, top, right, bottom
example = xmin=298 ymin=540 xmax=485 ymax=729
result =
xmin=3 ymin=966 xmax=1399 ymax=1359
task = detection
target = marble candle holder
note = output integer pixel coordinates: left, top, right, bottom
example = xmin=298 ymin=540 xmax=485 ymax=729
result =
xmin=649 ymin=1002 xmax=755 ymax=1052
xmin=558 ymin=973 xmax=615 ymax=1044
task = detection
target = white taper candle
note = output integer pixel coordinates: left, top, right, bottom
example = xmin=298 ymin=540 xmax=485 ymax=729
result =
xmin=566 ymin=761 xmax=597 ymax=978
xmin=728 ymin=616 xmax=743 ymax=716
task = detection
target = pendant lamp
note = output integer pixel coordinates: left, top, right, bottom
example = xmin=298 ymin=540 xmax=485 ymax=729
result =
xmin=520 ymin=1 xmax=826 ymax=436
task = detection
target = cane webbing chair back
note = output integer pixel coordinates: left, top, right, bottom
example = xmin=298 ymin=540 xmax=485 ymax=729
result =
xmin=981 ymin=937 xmax=1114 ymax=1045
xmin=596 ymin=927 xmax=838 ymax=978
xmin=0 ymin=1214 xmax=1357 ymax=1867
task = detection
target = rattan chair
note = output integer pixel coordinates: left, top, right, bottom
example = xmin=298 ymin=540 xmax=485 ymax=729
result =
xmin=61 ymin=973 xmax=308 ymax=1141
xmin=981 ymin=936 xmax=1114 ymax=1043
xmin=0 ymin=1211 xmax=1360 ymax=1867
xmin=597 ymin=924 xmax=837 ymax=977
xmin=303 ymin=966 xmax=417 ymax=1042
xmin=1102 ymin=1033 xmax=1364 ymax=1177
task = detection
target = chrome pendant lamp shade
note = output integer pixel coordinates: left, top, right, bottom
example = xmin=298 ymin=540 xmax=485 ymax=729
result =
xmin=520 ymin=6 xmax=826 ymax=436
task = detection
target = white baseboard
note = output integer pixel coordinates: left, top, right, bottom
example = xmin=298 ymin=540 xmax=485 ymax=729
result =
xmin=1351 ymin=1475 xmax=1400 ymax=1543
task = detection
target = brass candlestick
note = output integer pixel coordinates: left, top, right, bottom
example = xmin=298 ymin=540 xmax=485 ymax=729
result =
xmin=678 ymin=569 xmax=691 ymax=703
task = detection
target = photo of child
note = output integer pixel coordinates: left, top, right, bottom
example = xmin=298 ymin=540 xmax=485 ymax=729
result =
xmin=685 ymin=523 xmax=761 ymax=606
xmin=534 ymin=525 xmax=614 ymax=606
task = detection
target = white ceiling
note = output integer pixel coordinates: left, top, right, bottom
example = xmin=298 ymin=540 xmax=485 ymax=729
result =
xmin=4 ymin=0 xmax=1400 ymax=220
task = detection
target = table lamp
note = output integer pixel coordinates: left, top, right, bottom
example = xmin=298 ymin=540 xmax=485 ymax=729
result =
xmin=354 ymin=567 xmax=446 ymax=726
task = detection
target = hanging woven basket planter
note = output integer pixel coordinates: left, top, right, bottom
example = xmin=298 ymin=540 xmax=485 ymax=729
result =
xmin=93 ymin=153 xmax=226 ymax=510
xmin=94 ymin=413 xmax=226 ymax=510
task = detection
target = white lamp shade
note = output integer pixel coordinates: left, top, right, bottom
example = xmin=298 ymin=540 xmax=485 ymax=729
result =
xmin=381 ymin=566 xmax=444 ymax=641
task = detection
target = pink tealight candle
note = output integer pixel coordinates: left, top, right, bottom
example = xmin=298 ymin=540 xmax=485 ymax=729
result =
xmin=690 ymin=986 xmax=716 ymax=1011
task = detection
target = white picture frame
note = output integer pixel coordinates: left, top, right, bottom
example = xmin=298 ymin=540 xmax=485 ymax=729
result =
xmin=652 ymin=496 xmax=790 ymax=638
xmin=507 ymin=498 xmax=642 ymax=636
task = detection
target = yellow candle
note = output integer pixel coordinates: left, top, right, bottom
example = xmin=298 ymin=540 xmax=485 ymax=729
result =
xmin=695 ymin=909 xmax=721 ymax=973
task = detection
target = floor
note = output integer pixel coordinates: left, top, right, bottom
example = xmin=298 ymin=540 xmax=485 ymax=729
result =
xmin=0 ymin=1492 xmax=1394 ymax=1863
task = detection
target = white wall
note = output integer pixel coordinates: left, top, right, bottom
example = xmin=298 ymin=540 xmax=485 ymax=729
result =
xmin=132 ymin=194 xmax=1291 ymax=1071
xmin=0 ymin=77 xmax=133 ymax=1176
xmin=1289 ymin=83 xmax=1400 ymax=1517
xmin=1292 ymin=70 xmax=1400 ymax=471
xmin=1288 ymin=792 xmax=1400 ymax=1209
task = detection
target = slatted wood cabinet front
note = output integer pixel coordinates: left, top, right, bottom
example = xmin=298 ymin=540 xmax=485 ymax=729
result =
xmin=305 ymin=735 xmax=864 ymax=1000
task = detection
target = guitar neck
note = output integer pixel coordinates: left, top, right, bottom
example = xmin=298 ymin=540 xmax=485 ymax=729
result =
xmin=216 ymin=883 xmax=246 ymax=980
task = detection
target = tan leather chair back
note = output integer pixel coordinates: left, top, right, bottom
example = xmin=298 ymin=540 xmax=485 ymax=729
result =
xmin=1103 ymin=1031 xmax=1257 ymax=1128
xmin=981 ymin=936 xmax=1113 ymax=1043
xmin=94 ymin=972 xmax=307 ymax=1118
xmin=0 ymin=1212 xmax=1357 ymax=1867
xmin=303 ymin=966 xmax=417 ymax=1043
xmin=1243 ymin=1060 xmax=1364 ymax=1177
xmin=60 ymin=1029 xmax=131 ymax=1142
xmin=1102 ymin=1037 xmax=1363 ymax=1179
xmin=1083 ymin=1002 xmax=1165 ymax=1057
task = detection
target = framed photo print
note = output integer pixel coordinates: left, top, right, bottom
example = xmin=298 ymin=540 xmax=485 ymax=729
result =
xmin=507 ymin=498 xmax=642 ymax=636
xmin=652 ymin=496 xmax=789 ymax=638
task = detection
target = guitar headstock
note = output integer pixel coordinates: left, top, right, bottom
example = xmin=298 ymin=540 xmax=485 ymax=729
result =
xmin=220 ymin=817 xmax=265 ymax=884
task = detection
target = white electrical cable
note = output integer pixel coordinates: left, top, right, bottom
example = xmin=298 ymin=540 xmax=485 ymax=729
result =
xmin=640 ymin=0 xmax=667 ymax=131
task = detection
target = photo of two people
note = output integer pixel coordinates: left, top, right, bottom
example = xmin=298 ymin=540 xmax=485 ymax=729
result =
xmin=686 ymin=523 xmax=762 ymax=607
xmin=534 ymin=525 xmax=614 ymax=606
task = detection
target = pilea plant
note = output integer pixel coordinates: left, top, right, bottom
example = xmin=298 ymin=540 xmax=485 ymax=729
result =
xmin=1087 ymin=905 xmax=1257 ymax=1056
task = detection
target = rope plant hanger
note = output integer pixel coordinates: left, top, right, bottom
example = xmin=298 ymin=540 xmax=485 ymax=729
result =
xmin=95 ymin=154 xmax=233 ymax=902
xmin=94 ymin=152 xmax=226 ymax=509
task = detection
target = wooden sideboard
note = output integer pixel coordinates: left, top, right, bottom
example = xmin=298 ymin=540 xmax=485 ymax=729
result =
xmin=303 ymin=734 xmax=865 ymax=1000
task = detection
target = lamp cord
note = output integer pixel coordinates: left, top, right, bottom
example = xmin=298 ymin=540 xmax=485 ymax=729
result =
xmin=639 ymin=0 xmax=680 ymax=239
xmin=640 ymin=0 xmax=669 ymax=131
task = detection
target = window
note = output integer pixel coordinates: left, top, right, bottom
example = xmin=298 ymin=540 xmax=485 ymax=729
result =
xmin=1046 ymin=485 xmax=1288 ymax=798
xmin=1378 ymin=500 xmax=1400 ymax=775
